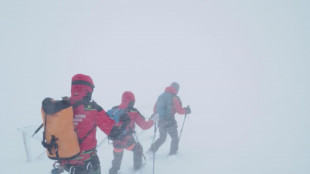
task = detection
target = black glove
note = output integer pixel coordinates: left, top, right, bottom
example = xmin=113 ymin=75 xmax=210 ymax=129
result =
xmin=185 ymin=105 xmax=191 ymax=114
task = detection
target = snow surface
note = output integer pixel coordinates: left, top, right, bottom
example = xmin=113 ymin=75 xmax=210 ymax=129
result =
xmin=1 ymin=0 xmax=310 ymax=174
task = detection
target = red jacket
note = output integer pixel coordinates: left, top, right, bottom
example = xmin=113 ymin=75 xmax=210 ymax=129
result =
xmin=72 ymin=103 xmax=115 ymax=151
xmin=113 ymin=91 xmax=154 ymax=145
xmin=128 ymin=109 xmax=154 ymax=131
xmin=120 ymin=91 xmax=154 ymax=131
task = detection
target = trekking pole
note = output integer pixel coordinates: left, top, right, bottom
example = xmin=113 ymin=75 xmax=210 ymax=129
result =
xmin=178 ymin=114 xmax=188 ymax=144
xmin=152 ymin=123 xmax=157 ymax=174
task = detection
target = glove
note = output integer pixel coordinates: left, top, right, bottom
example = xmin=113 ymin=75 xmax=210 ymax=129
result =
xmin=185 ymin=105 xmax=191 ymax=114
xmin=150 ymin=113 xmax=159 ymax=123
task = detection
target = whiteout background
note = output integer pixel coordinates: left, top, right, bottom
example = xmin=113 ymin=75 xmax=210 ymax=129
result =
xmin=0 ymin=0 xmax=310 ymax=174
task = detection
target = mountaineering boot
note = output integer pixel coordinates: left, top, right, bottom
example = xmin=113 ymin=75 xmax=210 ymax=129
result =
xmin=132 ymin=143 xmax=143 ymax=170
xmin=169 ymin=151 xmax=177 ymax=156
xmin=109 ymin=168 xmax=118 ymax=174
xmin=51 ymin=168 xmax=63 ymax=174
xmin=109 ymin=151 xmax=123 ymax=174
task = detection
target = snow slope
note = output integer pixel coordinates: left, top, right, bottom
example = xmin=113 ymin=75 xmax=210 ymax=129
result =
xmin=1 ymin=0 xmax=310 ymax=174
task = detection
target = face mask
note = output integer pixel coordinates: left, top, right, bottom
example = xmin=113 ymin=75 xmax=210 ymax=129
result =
xmin=127 ymin=101 xmax=135 ymax=109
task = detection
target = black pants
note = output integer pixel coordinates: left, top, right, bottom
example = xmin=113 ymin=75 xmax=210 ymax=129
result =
xmin=150 ymin=119 xmax=179 ymax=155
xmin=64 ymin=154 xmax=101 ymax=174
xmin=109 ymin=143 xmax=143 ymax=174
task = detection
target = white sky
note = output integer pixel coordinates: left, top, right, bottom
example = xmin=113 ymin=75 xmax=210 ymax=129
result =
xmin=0 ymin=0 xmax=310 ymax=173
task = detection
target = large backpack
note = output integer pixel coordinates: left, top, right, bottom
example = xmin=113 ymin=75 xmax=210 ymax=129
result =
xmin=106 ymin=106 xmax=127 ymax=124
xmin=156 ymin=92 xmax=174 ymax=119
xmin=106 ymin=106 xmax=133 ymax=140
xmin=40 ymin=98 xmax=81 ymax=160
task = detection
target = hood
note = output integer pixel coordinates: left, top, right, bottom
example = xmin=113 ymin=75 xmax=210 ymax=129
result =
xmin=70 ymin=74 xmax=94 ymax=101
xmin=119 ymin=91 xmax=135 ymax=109
xmin=165 ymin=86 xmax=178 ymax=95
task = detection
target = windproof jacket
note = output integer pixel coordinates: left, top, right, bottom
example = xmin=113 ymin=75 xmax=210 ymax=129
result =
xmin=71 ymin=101 xmax=115 ymax=151
xmin=113 ymin=92 xmax=154 ymax=146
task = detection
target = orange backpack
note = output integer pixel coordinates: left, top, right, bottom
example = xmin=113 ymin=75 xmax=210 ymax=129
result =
xmin=41 ymin=98 xmax=80 ymax=160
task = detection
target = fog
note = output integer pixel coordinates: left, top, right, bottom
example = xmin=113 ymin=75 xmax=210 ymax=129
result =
xmin=0 ymin=0 xmax=310 ymax=173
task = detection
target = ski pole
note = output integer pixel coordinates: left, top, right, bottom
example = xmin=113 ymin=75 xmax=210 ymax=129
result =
xmin=178 ymin=114 xmax=188 ymax=144
xmin=152 ymin=123 xmax=157 ymax=174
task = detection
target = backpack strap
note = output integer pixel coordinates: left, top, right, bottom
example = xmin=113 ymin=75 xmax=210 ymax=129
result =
xmin=130 ymin=108 xmax=145 ymax=120
xmin=41 ymin=113 xmax=48 ymax=151
xmin=90 ymin=101 xmax=103 ymax=112
xmin=72 ymin=100 xmax=83 ymax=109
xmin=78 ymin=124 xmax=96 ymax=145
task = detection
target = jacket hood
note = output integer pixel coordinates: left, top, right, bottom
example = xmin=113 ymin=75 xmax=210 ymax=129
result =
xmin=70 ymin=74 xmax=94 ymax=101
xmin=119 ymin=91 xmax=135 ymax=109
xmin=165 ymin=86 xmax=178 ymax=95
